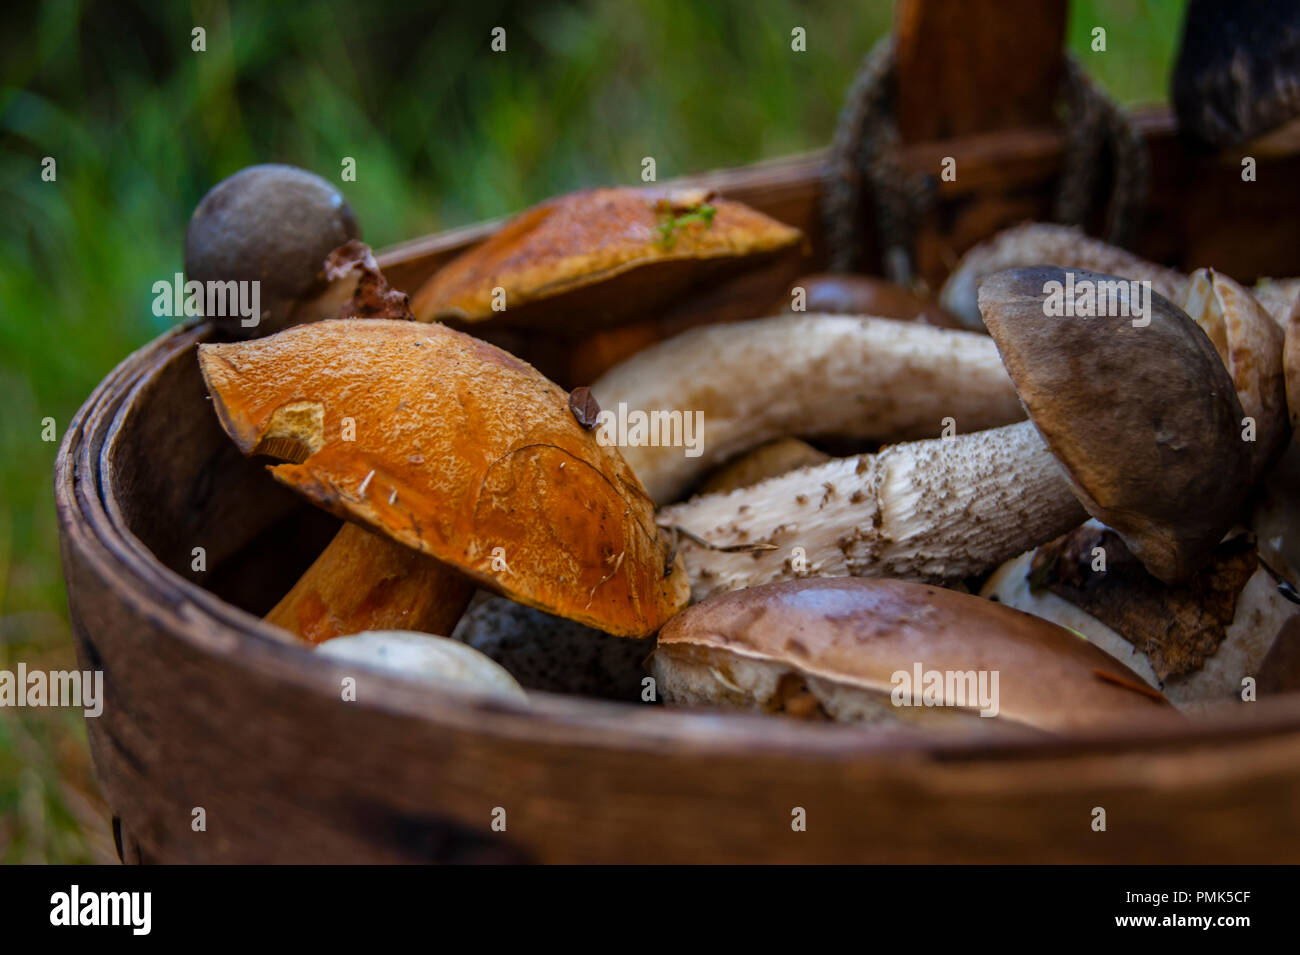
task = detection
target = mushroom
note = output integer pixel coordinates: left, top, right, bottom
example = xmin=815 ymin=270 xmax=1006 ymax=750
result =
xmin=185 ymin=164 xmax=361 ymax=337
xmin=197 ymin=319 xmax=688 ymax=644
xmin=651 ymin=577 xmax=1170 ymax=734
xmin=451 ymin=597 xmax=653 ymax=701
xmin=698 ymin=438 xmax=831 ymax=496
xmin=1181 ymin=267 xmax=1290 ymax=476
xmin=776 ymin=273 xmax=964 ymax=328
xmin=660 ymin=267 xmax=1249 ymax=600
xmin=1286 ymin=296 xmax=1300 ymax=439
xmin=938 ymin=223 xmax=1190 ymax=330
xmin=1253 ymin=277 xmax=1300 ymax=326
xmin=316 ymin=630 xmax=527 ymax=703
xmin=410 ymin=186 xmax=804 ymax=384
xmin=412 ymin=186 xmax=801 ymax=329
xmin=981 ymin=523 xmax=1300 ymax=711
xmin=1173 ymin=0 xmax=1300 ymax=148
xmin=591 ymin=313 xmax=1026 ymax=504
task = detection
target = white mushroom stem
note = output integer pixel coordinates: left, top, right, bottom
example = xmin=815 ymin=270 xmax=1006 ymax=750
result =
xmin=659 ymin=420 xmax=1087 ymax=601
xmin=939 ymin=224 xmax=1190 ymax=330
xmin=592 ymin=313 xmax=1025 ymax=504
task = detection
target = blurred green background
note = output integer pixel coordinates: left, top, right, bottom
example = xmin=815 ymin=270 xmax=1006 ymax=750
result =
xmin=0 ymin=0 xmax=1184 ymax=863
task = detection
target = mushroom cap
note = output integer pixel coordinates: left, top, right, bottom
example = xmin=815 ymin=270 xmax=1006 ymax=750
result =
xmin=185 ymin=164 xmax=360 ymax=337
xmin=1182 ymin=268 xmax=1290 ymax=477
xmin=979 ymin=266 xmax=1249 ymax=584
xmin=654 ymin=577 xmax=1169 ymax=733
xmin=411 ymin=186 xmax=803 ymax=330
xmin=198 ymin=319 xmax=688 ymax=637
xmin=316 ymin=630 xmax=527 ymax=702
xmin=783 ymin=273 xmax=963 ymax=328
xmin=1173 ymin=0 xmax=1300 ymax=147
xmin=1286 ymin=299 xmax=1300 ymax=439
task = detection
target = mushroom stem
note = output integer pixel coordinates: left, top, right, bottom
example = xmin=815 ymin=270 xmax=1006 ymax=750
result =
xmin=265 ymin=522 xmax=475 ymax=644
xmin=660 ymin=419 xmax=1087 ymax=601
xmin=592 ymin=314 xmax=1025 ymax=504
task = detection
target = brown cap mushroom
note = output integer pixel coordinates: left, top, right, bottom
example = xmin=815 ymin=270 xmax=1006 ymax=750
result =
xmin=411 ymin=187 xmax=802 ymax=332
xmin=198 ymin=319 xmax=688 ymax=642
xmin=981 ymin=523 xmax=1300 ymax=710
xmin=981 ymin=266 xmax=1249 ymax=583
xmin=939 ymin=223 xmax=1190 ymax=331
xmin=1173 ymin=0 xmax=1300 ymax=147
xmin=778 ymin=273 xmax=964 ymax=328
xmin=698 ymin=438 xmax=832 ymax=496
xmin=652 ymin=577 xmax=1170 ymax=734
xmin=185 ymin=165 xmax=361 ymax=337
xmin=660 ymin=267 xmax=1249 ymax=599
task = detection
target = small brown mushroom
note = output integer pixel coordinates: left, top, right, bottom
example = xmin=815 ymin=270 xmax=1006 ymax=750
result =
xmin=660 ymin=267 xmax=1249 ymax=598
xmin=777 ymin=273 xmax=964 ymax=328
xmin=1173 ymin=0 xmax=1300 ymax=148
xmin=939 ymin=223 xmax=1190 ymax=331
xmin=185 ymin=164 xmax=361 ymax=337
xmin=652 ymin=577 xmax=1170 ymax=734
xmin=198 ymin=319 xmax=688 ymax=644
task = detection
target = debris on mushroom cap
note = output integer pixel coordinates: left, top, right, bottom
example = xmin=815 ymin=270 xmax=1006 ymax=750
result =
xmin=652 ymin=577 xmax=1170 ymax=735
xmin=410 ymin=186 xmax=803 ymax=330
xmin=1182 ymin=268 xmax=1290 ymax=477
xmin=184 ymin=164 xmax=360 ymax=337
xmin=451 ymin=595 xmax=653 ymax=700
xmin=699 ymin=438 xmax=832 ymax=496
xmin=981 ymin=524 xmax=1300 ymax=711
xmin=978 ymin=266 xmax=1249 ymax=584
xmin=592 ymin=313 xmax=1025 ymax=505
xmin=778 ymin=273 xmax=964 ymax=329
xmin=939 ymin=223 xmax=1190 ymax=331
xmin=316 ymin=630 xmax=527 ymax=703
xmin=1173 ymin=0 xmax=1300 ymax=148
xmin=197 ymin=319 xmax=688 ymax=637
xmin=325 ymin=240 xmax=413 ymax=321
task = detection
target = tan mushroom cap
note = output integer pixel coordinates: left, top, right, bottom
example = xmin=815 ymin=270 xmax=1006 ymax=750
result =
xmin=411 ymin=186 xmax=803 ymax=329
xmin=655 ymin=577 xmax=1170 ymax=733
xmin=198 ymin=319 xmax=688 ymax=637
xmin=979 ymin=267 xmax=1249 ymax=585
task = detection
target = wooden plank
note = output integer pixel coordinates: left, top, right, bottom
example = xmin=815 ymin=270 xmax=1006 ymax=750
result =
xmin=894 ymin=0 xmax=1069 ymax=142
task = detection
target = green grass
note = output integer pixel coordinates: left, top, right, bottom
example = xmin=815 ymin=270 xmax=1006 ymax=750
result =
xmin=0 ymin=0 xmax=1185 ymax=863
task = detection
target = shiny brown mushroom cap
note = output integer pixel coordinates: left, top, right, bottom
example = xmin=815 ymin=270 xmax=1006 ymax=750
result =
xmin=184 ymin=164 xmax=360 ymax=337
xmin=979 ymin=266 xmax=1249 ymax=584
xmin=411 ymin=186 xmax=803 ymax=329
xmin=197 ymin=319 xmax=688 ymax=637
xmin=654 ymin=577 xmax=1169 ymax=733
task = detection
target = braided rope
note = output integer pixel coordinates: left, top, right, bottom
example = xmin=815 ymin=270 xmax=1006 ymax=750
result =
xmin=823 ymin=46 xmax=1150 ymax=278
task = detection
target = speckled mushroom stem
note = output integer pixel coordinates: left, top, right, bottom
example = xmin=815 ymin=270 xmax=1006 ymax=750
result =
xmin=265 ymin=522 xmax=476 ymax=644
xmin=659 ymin=419 xmax=1087 ymax=602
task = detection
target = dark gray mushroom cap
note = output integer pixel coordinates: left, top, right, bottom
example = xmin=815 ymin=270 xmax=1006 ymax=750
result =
xmin=184 ymin=164 xmax=360 ymax=336
xmin=979 ymin=266 xmax=1249 ymax=585
xmin=1173 ymin=0 xmax=1300 ymax=147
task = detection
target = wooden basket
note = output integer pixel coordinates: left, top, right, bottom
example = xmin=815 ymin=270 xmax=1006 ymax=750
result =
xmin=55 ymin=4 xmax=1300 ymax=862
